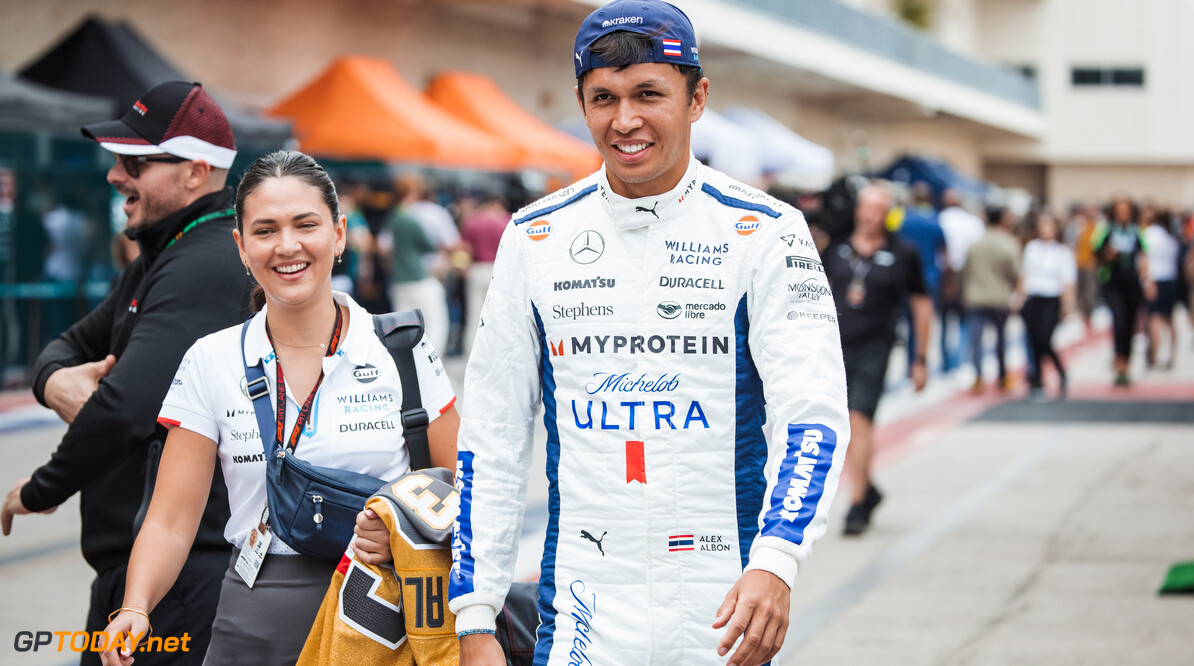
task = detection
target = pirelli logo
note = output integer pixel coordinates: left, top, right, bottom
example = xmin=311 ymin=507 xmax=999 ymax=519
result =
xmin=785 ymin=255 xmax=824 ymax=272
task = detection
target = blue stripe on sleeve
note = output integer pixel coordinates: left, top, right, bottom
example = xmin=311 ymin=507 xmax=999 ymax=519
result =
xmin=702 ymin=183 xmax=782 ymax=218
xmin=513 ymin=185 xmax=598 ymax=225
xmin=733 ymin=294 xmax=768 ymax=568
xmin=532 ymin=304 xmax=561 ymax=665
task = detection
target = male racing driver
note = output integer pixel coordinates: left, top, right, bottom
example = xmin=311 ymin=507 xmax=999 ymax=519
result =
xmin=449 ymin=2 xmax=850 ymax=665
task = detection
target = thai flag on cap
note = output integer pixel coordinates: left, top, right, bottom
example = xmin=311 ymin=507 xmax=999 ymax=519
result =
xmin=662 ymin=38 xmax=682 ymax=57
xmin=668 ymin=534 xmax=695 ymax=552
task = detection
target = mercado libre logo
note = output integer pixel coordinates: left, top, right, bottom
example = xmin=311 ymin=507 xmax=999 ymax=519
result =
xmin=526 ymin=221 xmax=551 ymax=241
xmin=657 ymin=302 xmax=682 ymax=320
xmin=735 ymin=215 xmax=760 ymax=236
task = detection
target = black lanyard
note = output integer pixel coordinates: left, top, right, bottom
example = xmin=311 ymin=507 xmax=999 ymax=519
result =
xmin=844 ymin=245 xmax=874 ymax=284
xmin=267 ymin=304 xmax=344 ymax=452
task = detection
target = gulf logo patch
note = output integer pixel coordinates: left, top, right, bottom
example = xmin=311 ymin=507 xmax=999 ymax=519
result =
xmin=526 ymin=220 xmax=552 ymax=241
xmin=735 ymin=215 xmax=760 ymax=236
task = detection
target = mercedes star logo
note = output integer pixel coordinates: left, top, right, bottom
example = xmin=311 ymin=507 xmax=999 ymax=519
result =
xmin=569 ymin=230 xmax=605 ymax=265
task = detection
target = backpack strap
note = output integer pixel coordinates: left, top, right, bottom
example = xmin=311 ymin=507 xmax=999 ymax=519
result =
xmin=372 ymin=310 xmax=432 ymax=471
xmin=241 ymin=319 xmax=278 ymax=462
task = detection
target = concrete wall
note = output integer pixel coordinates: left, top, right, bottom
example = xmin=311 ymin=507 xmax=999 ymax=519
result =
xmin=1048 ymin=164 xmax=1194 ymax=210
xmin=932 ymin=0 xmax=982 ymax=56
xmin=975 ymin=0 xmax=1194 ymax=164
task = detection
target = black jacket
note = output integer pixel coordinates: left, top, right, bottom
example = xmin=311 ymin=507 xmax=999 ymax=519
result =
xmin=25 ymin=188 xmax=251 ymax=573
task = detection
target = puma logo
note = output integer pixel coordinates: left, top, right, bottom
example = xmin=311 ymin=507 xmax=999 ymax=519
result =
xmin=635 ymin=202 xmax=660 ymax=218
xmin=580 ymin=530 xmax=607 ymax=556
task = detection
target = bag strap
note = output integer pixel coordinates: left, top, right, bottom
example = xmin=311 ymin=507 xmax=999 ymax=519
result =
xmin=240 ymin=319 xmax=277 ymax=463
xmin=372 ymin=310 xmax=432 ymax=471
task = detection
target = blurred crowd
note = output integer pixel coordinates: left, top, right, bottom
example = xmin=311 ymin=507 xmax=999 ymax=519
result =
xmin=27 ymin=168 xmax=1194 ymax=392
xmin=786 ymin=181 xmax=1193 ymax=394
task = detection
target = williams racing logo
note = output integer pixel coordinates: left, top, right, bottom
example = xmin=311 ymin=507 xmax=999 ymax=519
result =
xmin=664 ymin=240 xmax=729 ymax=266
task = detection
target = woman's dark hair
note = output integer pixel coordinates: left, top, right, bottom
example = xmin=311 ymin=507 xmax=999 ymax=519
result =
xmin=1105 ymin=195 xmax=1137 ymax=225
xmin=578 ymin=31 xmax=704 ymax=104
xmin=984 ymin=206 xmax=1006 ymax=227
xmin=235 ymin=150 xmax=340 ymax=311
xmin=1025 ymin=207 xmax=1058 ymax=239
xmin=235 ymin=150 xmax=339 ymax=232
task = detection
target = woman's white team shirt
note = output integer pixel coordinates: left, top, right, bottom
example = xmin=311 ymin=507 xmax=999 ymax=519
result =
xmin=159 ymin=292 xmax=455 ymax=554
xmin=1144 ymin=225 xmax=1180 ymax=282
xmin=1021 ymin=239 xmax=1077 ymax=297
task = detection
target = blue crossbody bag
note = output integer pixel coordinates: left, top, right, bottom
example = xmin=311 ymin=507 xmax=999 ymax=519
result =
xmin=240 ymin=309 xmax=431 ymax=561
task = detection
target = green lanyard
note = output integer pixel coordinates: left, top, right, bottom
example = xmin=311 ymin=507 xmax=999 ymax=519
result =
xmin=164 ymin=208 xmax=235 ymax=249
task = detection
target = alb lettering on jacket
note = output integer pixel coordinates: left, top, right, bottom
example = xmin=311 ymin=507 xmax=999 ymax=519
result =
xmin=297 ymin=470 xmax=460 ymax=666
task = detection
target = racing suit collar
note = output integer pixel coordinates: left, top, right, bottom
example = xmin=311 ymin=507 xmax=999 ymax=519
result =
xmin=597 ymin=153 xmax=702 ymax=230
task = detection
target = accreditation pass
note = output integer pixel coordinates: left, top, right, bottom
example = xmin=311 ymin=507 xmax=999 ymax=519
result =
xmin=234 ymin=505 xmax=272 ymax=588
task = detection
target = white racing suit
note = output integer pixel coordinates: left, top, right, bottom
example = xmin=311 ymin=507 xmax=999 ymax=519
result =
xmin=449 ymin=156 xmax=849 ymax=664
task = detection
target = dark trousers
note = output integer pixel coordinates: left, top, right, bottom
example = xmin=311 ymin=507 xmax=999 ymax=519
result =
xmin=967 ymin=307 xmax=1009 ymax=380
xmin=1103 ymin=282 xmax=1142 ymax=359
xmin=1021 ymin=296 xmax=1065 ymax=388
xmin=82 ymin=548 xmax=228 ymax=665
xmin=939 ymin=297 xmax=969 ymax=372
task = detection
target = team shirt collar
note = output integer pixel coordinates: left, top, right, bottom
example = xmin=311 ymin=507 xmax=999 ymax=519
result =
xmin=597 ymin=153 xmax=702 ymax=230
xmin=242 ymin=291 xmax=372 ymax=367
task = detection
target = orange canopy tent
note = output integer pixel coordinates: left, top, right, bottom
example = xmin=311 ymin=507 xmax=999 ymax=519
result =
xmin=426 ymin=71 xmax=601 ymax=179
xmin=269 ymin=56 xmax=521 ymax=170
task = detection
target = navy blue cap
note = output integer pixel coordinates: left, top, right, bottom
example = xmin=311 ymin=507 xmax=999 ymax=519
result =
xmin=574 ymin=0 xmax=701 ymax=78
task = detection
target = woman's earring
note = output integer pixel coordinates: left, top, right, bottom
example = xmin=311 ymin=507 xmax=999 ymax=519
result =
xmin=244 ymin=265 xmax=250 ymax=276
xmin=335 ymin=252 xmax=343 ymax=265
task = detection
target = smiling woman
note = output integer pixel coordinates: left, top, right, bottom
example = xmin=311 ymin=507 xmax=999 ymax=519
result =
xmin=233 ymin=152 xmax=344 ymax=316
xmin=98 ymin=152 xmax=460 ymax=666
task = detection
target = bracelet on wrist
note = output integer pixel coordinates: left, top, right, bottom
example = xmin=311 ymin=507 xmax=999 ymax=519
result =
xmin=458 ymin=628 xmax=496 ymax=638
xmin=107 ymin=607 xmax=153 ymax=638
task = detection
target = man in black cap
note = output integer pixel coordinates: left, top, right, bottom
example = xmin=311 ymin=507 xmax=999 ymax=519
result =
xmin=1 ymin=81 xmax=251 ymax=664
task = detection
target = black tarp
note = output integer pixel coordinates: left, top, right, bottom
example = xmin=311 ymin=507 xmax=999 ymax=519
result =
xmin=19 ymin=16 xmax=290 ymax=146
xmin=0 ymin=69 xmax=115 ymax=132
